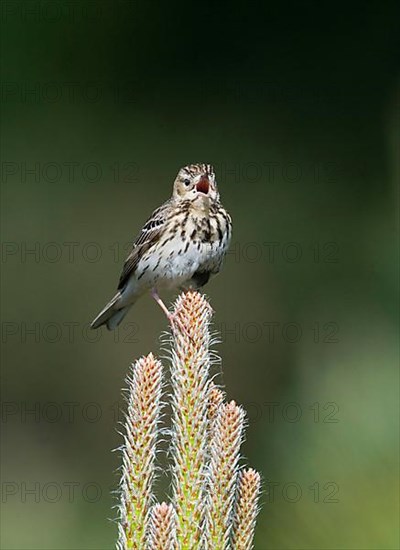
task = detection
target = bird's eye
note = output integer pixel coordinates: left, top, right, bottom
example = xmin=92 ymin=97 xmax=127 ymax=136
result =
xmin=183 ymin=179 xmax=191 ymax=186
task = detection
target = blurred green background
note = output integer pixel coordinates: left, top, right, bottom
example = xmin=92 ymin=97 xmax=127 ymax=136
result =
xmin=1 ymin=1 xmax=399 ymax=548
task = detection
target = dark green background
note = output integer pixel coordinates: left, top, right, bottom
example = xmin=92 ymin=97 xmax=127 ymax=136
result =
xmin=1 ymin=1 xmax=398 ymax=548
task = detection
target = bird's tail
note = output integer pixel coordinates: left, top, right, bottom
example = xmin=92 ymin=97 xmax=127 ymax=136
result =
xmin=91 ymin=292 xmax=133 ymax=331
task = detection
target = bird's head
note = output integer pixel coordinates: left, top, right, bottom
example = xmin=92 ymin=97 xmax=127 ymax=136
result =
xmin=173 ymin=163 xmax=219 ymax=204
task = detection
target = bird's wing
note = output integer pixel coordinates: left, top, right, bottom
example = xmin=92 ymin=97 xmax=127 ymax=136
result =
xmin=118 ymin=201 xmax=171 ymax=290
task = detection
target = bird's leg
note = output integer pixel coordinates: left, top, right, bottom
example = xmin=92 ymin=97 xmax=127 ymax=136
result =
xmin=150 ymin=288 xmax=193 ymax=340
xmin=151 ymin=288 xmax=171 ymax=318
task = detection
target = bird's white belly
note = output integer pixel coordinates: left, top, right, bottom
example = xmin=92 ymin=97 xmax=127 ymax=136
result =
xmin=135 ymin=235 xmax=221 ymax=291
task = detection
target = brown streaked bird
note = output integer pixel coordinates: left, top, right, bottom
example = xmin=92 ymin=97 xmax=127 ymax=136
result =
xmin=91 ymin=163 xmax=232 ymax=330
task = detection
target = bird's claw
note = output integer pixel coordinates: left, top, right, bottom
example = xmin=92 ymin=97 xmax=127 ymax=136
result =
xmin=168 ymin=312 xmax=194 ymax=343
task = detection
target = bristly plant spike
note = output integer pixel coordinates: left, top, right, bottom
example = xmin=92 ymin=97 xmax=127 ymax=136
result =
xmin=231 ymin=469 xmax=262 ymax=550
xmin=117 ymin=353 xmax=163 ymax=550
xmin=205 ymin=401 xmax=245 ymax=549
xmin=170 ymin=291 xmax=213 ymax=548
xmin=116 ymin=291 xmax=261 ymax=550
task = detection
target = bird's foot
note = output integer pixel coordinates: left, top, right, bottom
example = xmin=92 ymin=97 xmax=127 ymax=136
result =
xmin=167 ymin=311 xmax=194 ymax=342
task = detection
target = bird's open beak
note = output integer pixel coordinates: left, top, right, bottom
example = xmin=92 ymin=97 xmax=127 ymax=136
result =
xmin=196 ymin=175 xmax=210 ymax=195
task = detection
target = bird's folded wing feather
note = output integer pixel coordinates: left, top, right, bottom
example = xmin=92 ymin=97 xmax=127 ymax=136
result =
xmin=118 ymin=202 xmax=171 ymax=290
